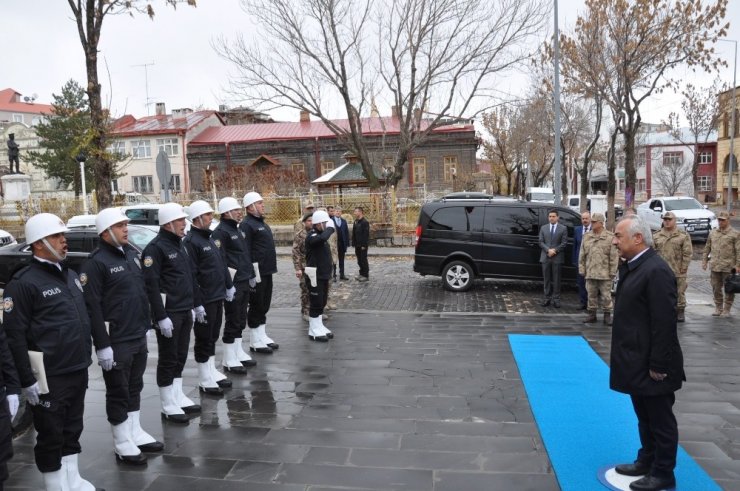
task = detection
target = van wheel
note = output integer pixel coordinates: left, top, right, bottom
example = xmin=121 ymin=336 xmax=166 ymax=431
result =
xmin=442 ymin=261 xmax=474 ymax=292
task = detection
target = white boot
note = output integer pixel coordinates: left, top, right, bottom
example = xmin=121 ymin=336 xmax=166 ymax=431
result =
xmin=42 ymin=469 xmax=67 ymax=491
xmin=249 ymin=327 xmax=273 ymax=353
xmin=234 ymin=337 xmax=256 ymax=367
xmin=111 ymin=420 xmax=146 ymax=465
xmin=62 ymin=454 xmax=94 ymax=491
xmin=209 ymin=356 xmax=232 ymax=388
xmin=197 ymin=362 xmax=223 ymax=395
xmin=308 ymin=317 xmax=328 ymax=342
xmin=259 ymin=324 xmax=279 ymax=349
xmin=128 ymin=410 xmax=163 ymax=452
xmin=222 ymin=342 xmax=247 ymax=374
xmin=158 ymin=385 xmax=189 ymax=423
xmin=318 ymin=317 xmax=334 ymax=339
xmin=173 ymin=377 xmax=200 ymax=413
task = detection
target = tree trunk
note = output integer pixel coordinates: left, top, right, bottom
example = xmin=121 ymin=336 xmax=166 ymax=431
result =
xmin=607 ymin=127 xmax=619 ymax=231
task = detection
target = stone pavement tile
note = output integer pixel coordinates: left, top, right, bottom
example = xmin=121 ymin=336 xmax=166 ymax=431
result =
xmin=433 ymin=470 xmax=558 ymax=491
xmin=276 ymin=462 xmax=433 ymax=490
xmin=414 ymin=420 xmax=539 ymax=438
xmin=480 ymin=453 xmax=553 ymax=473
xmin=224 ymin=460 xmax=283 ymax=482
xmin=262 ymin=428 xmax=401 ymax=449
xmin=172 ymin=441 xmax=310 ymax=463
xmin=349 ymin=448 xmax=483 ymax=471
xmin=290 ymin=416 xmax=415 ymax=434
xmin=679 ymin=441 xmax=732 ymax=461
xmin=145 ymin=475 xmax=305 ymax=491
xmin=399 ymin=434 xmax=537 ymax=453
xmin=300 ymin=447 xmax=350 ymax=465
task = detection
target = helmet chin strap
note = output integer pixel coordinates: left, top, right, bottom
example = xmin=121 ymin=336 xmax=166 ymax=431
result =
xmin=41 ymin=237 xmax=65 ymax=262
xmin=107 ymin=227 xmax=122 ymax=248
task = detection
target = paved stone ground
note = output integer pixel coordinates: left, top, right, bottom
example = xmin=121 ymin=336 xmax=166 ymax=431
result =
xmin=5 ymin=252 xmax=740 ymax=490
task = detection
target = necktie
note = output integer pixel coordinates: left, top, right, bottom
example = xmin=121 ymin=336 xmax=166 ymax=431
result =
xmin=551 ymin=225 xmax=555 ymax=238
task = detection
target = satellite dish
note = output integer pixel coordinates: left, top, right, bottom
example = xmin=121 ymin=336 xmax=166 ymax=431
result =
xmin=23 ymin=96 xmax=30 ymax=102
xmin=32 ymin=93 xmax=38 ymax=100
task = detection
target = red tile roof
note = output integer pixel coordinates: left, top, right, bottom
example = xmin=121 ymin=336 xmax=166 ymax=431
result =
xmin=0 ymin=88 xmax=53 ymax=115
xmin=111 ymin=110 xmax=221 ymax=137
xmin=189 ymin=116 xmax=474 ymax=145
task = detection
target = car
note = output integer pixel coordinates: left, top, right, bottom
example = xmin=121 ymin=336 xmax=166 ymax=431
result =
xmin=66 ymin=214 xmax=97 ymax=229
xmin=121 ymin=204 xmax=218 ymax=232
xmin=413 ymin=199 xmax=582 ymax=292
xmin=636 ymin=196 xmax=718 ymax=241
xmin=567 ymin=194 xmax=624 ymax=219
xmin=0 ymin=228 xmax=17 ymax=247
xmin=0 ymin=224 xmax=157 ymax=287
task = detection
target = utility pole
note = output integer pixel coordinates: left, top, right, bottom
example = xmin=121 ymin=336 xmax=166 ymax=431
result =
xmin=552 ymin=0 xmax=562 ymax=205
xmin=132 ymin=61 xmax=156 ymax=115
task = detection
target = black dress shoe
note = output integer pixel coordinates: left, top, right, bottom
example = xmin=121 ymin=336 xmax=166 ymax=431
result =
xmin=629 ymin=474 xmax=675 ymax=491
xmin=199 ymin=385 xmax=223 ymax=395
xmin=615 ymin=462 xmax=651 ymax=476
xmin=115 ymin=451 xmax=147 ymax=466
xmin=215 ymin=378 xmax=232 ymax=388
xmin=553 ymin=301 xmax=561 ymax=308
xmin=224 ymin=364 xmax=247 ymax=374
xmin=541 ymin=299 xmax=551 ymax=307
xmin=340 ymin=275 xmax=349 ymax=280
xmin=161 ymin=412 xmax=189 ymax=424
xmin=250 ymin=346 xmax=273 ymax=354
xmin=180 ymin=404 xmax=201 ymax=414
xmin=240 ymin=359 xmax=257 ymax=367
xmin=137 ymin=441 xmax=164 ymax=452
xmin=266 ymin=342 xmax=279 ymax=350
xmin=309 ymin=334 xmax=329 ymax=342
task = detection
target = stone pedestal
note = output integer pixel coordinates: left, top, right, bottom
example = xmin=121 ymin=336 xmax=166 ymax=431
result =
xmin=1 ymin=173 xmax=32 ymax=201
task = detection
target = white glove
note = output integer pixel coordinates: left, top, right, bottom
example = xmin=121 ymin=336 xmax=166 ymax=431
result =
xmin=7 ymin=394 xmax=19 ymax=419
xmin=157 ymin=317 xmax=174 ymax=338
xmin=96 ymin=346 xmax=114 ymax=371
xmin=194 ymin=305 xmax=207 ymax=323
xmin=249 ymin=278 xmax=257 ymax=289
xmin=225 ymin=286 xmax=236 ymax=302
xmin=326 ymin=219 xmax=335 ymax=229
xmin=23 ymin=382 xmax=40 ymax=406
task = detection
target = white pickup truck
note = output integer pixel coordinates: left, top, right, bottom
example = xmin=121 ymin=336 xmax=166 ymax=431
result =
xmin=636 ymin=196 xmax=718 ymax=241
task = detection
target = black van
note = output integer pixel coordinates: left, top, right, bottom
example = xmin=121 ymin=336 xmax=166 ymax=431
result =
xmin=413 ymin=199 xmax=582 ymax=291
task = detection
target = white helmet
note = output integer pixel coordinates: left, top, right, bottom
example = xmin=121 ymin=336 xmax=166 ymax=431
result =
xmin=25 ymin=213 xmax=68 ymax=244
xmin=243 ymin=192 xmax=263 ymax=209
xmin=311 ymin=210 xmax=331 ymax=224
xmin=158 ymin=203 xmax=188 ymax=226
xmin=218 ymin=197 xmax=241 ymax=215
xmin=96 ymin=208 xmax=129 ymax=235
xmin=186 ymin=200 xmax=214 ymax=221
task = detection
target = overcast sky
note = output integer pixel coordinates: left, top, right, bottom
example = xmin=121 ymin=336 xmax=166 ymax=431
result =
xmin=3 ymin=0 xmax=739 ymax=125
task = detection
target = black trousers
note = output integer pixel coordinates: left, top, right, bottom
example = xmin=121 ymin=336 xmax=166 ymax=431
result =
xmin=31 ymin=369 xmax=88 ymax=473
xmin=247 ymin=274 xmax=273 ymax=328
xmin=541 ymin=260 xmax=562 ymax=301
xmin=102 ymin=337 xmax=148 ymax=424
xmin=306 ymin=277 xmax=329 ymax=318
xmin=355 ymin=246 xmax=369 ymax=278
xmin=194 ymin=301 xmax=224 ymax=362
xmin=630 ymin=392 xmax=679 ymax=478
xmin=337 ymin=248 xmax=346 ymax=277
xmin=155 ymin=310 xmax=193 ymax=387
xmin=0 ymin=394 xmax=12 ymax=484
xmin=223 ymin=286 xmax=248 ymax=343
xmin=577 ymin=273 xmax=587 ymax=306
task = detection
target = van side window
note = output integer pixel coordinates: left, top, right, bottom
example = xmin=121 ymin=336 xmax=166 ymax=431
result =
xmin=558 ymin=212 xmax=581 ymax=237
xmin=428 ymin=206 xmax=483 ymax=232
xmin=484 ymin=207 xmax=539 ymax=235
xmin=569 ymin=198 xmax=578 ymax=206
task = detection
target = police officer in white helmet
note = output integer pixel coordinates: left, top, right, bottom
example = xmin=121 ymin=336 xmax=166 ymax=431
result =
xmin=80 ymin=208 xmax=163 ymax=466
xmin=4 ymin=213 xmax=101 ymax=490
xmin=142 ymin=203 xmax=199 ymax=423
xmin=305 ymin=210 xmax=336 ymax=341
xmin=240 ymin=192 xmax=279 ymax=354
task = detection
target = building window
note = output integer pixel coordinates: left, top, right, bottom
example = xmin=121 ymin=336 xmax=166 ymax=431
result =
xmin=412 ymin=157 xmax=427 ymax=183
xmin=637 ymin=179 xmax=646 ymax=193
xmin=132 ymin=175 xmax=153 ymax=193
xmin=291 ymin=162 xmax=305 ymax=174
xmin=131 ymin=140 xmax=151 ymax=159
xmin=12 ymin=114 xmax=23 ymax=123
xmin=320 ymin=161 xmax=334 ymax=175
xmin=697 ymin=176 xmax=712 ymax=191
xmin=168 ymin=174 xmax=181 ymax=193
xmin=637 ymin=150 xmax=646 ymax=168
xmin=157 ymin=138 xmax=179 ymax=157
xmin=699 ymin=151 xmax=712 ymax=164
xmin=662 ymin=152 xmax=682 ymax=166
xmin=31 ymin=116 xmax=42 ymax=126
xmin=443 ymin=156 xmax=458 ymax=181
xmin=111 ymin=179 xmax=119 ymax=193
xmin=108 ymin=141 xmax=126 ymax=158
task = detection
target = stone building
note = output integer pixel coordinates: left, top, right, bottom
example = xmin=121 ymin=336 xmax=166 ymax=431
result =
xmin=717 ymin=86 xmax=740 ymax=206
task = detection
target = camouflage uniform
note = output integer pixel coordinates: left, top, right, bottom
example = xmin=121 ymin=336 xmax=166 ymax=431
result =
xmin=292 ymin=227 xmax=310 ymax=316
xmin=653 ymin=227 xmax=692 ymax=310
xmin=579 ymin=229 xmax=618 ymax=316
xmin=702 ymin=224 xmax=740 ymax=315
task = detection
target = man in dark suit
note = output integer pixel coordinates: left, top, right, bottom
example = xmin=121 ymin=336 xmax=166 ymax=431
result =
xmin=539 ymin=209 xmax=568 ymax=307
xmin=352 ymin=207 xmax=370 ymax=282
xmin=610 ymin=215 xmax=685 ymax=491
xmin=332 ymin=206 xmax=350 ymax=280
xmin=573 ymin=211 xmax=591 ymax=310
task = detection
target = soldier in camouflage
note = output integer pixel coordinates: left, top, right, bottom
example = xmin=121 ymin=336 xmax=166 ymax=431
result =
xmin=294 ymin=202 xmax=315 ymax=235
xmin=579 ymin=213 xmax=619 ymax=325
xmin=702 ymin=210 xmax=740 ymax=317
xmin=292 ymin=213 xmax=313 ymax=321
xmin=653 ymin=211 xmax=693 ymax=322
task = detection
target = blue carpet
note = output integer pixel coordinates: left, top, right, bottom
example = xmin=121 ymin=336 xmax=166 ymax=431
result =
xmin=509 ymin=334 xmax=720 ymax=491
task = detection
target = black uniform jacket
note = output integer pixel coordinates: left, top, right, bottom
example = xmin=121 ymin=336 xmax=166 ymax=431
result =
xmin=211 ymin=218 xmax=254 ymax=287
xmin=80 ymin=240 xmax=150 ymax=349
xmin=142 ymin=228 xmax=196 ymax=321
xmin=3 ymin=259 xmax=92 ymax=387
xmin=351 ymin=217 xmax=369 ymax=248
xmin=184 ymin=226 xmax=233 ymax=305
xmin=306 ymin=226 xmax=335 ymax=280
xmin=610 ymin=248 xmax=685 ymax=396
xmin=240 ymin=214 xmax=277 ymax=276
xmin=0 ymin=321 xmax=21 ymax=396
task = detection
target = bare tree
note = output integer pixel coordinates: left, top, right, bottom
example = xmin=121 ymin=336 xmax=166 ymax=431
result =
xmin=66 ymin=0 xmax=196 ymax=208
xmin=216 ymin=0 xmax=548 ymax=189
xmin=481 ymin=106 xmax=520 ymax=195
xmin=651 ymin=149 xmax=693 ymax=196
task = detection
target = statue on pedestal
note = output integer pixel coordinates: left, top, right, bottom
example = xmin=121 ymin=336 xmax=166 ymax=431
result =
xmin=7 ymin=133 xmax=21 ymax=174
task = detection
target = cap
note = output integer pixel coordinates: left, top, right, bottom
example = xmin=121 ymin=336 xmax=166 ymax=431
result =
xmin=717 ymin=210 xmax=730 ymax=220
xmin=591 ymin=212 xmax=605 ymax=223
xmin=661 ymin=211 xmax=676 ymax=219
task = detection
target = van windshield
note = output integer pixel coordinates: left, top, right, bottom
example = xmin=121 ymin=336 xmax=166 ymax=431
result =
xmin=530 ymin=193 xmax=554 ymax=201
xmin=664 ymin=199 xmax=702 ymax=211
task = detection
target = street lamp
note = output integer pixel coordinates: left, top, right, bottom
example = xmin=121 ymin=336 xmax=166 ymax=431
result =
xmin=719 ymin=38 xmax=737 ymax=212
xmin=552 ymin=0 xmax=562 ymax=205
xmin=75 ymin=153 xmax=88 ymax=214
